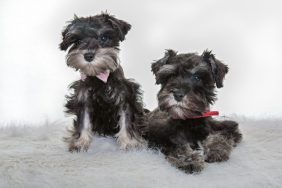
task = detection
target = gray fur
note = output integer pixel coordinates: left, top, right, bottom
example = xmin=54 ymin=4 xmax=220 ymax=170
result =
xmin=60 ymin=13 xmax=145 ymax=152
xmin=66 ymin=48 xmax=119 ymax=76
xmin=141 ymin=50 xmax=242 ymax=173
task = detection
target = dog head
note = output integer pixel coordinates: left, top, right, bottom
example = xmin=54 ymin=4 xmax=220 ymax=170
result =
xmin=152 ymin=50 xmax=228 ymax=119
xmin=59 ymin=13 xmax=131 ymax=82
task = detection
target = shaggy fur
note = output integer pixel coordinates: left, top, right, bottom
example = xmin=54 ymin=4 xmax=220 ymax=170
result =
xmin=59 ymin=13 xmax=145 ymax=152
xmin=141 ymin=50 xmax=242 ymax=173
xmin=0 ymin=118 xmax=281 ymax=188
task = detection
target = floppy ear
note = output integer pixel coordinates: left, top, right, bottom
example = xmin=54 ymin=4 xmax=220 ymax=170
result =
xmin=151 ymin=49 xmax=177 ymax=85
xmin=151 ymin=49 xmax=177 ymax=75
xmin=202 ymin=50 xmax=229 ymax=88
xmin=59 ymin=14 xmax=80 ymax=51
xmin=104 ymin=14 xmax=131 ymax=41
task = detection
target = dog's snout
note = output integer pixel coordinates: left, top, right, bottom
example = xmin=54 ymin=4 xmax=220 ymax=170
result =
xmin=84 ymin=52 xmax=95 ymax=62
xmin=173 ymin=90 xmax=184 ymax=102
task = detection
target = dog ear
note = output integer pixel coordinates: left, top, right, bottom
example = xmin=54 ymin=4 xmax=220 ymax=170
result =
xmin=151 ymin=49 xmax=177 ymax=75
xmin=59 ymin=15 xmax=80 ymax=51
xmin=104 ymin=14 xmax=131 ymax=41
xmin=151 ymin=49 xmax=177 ymax=85
xmin=202 ymin=50 xmax=229 ymax=88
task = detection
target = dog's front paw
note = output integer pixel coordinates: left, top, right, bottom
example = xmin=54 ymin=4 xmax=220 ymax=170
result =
xmin=203 ymin=134 xmax=232 ymax=162
xmin=116 ymin=134 xmax=145 ymax=150
xmin=67 ymin=132 xmax=92 ymax=152
xmin=166 ymin=147 xmax=205 ymax=174
xmin=69 ymin=138 xmax=90 ymax=152
xmin=181 ymin=150 xmax=205 ymax=174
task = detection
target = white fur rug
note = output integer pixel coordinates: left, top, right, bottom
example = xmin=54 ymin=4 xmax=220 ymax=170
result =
xmin=1 ymin=117 xmax=282 ymax=188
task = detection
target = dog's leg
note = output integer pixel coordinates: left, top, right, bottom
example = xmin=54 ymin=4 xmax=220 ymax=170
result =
xmin=116 ymin=105 xmax=144 ymax=150
xmin=203 ymin=119 xmax=242 ymax=162
xmin=166 ymin=144 xmax=205 ymax=173
xmin=67 ymin=106 xmax=93 ymax=152
xmin=208 ymin=119 xmax=242 ymax=146
xmin=202 ymin=133 xmax=233 ymax=162
xmin=65 ymin=88 xmax=93 ymax=152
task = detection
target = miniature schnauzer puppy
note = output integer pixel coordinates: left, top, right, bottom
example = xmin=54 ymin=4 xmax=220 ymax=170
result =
xmin=142 ymin=50 xmax=242 ymax=173
xmin=59 ymin=13 xmax=145 ymax=152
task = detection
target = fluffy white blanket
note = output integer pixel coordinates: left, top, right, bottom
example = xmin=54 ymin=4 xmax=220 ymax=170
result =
xmin=1 ymin=117 xmax=282 ymax=188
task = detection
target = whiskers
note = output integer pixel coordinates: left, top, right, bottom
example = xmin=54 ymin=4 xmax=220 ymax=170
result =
xmin=158 ymin=94 xmax=201 ymax=119
xmin=66 ymin=48 xmax=120 ymax=76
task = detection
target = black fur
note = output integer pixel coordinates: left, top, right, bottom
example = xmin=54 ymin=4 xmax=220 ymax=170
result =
xmin=60 ymin=13 xmax=131 ymax=51
xmin=60 ymin=13 xmax=145 ymax=152
xmin=141 ymin=50 xmax=242 ymax=173
xmin=66 ymin=67 xmax=144 ymax=137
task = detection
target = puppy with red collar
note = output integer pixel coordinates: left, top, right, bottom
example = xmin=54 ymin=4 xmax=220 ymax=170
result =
xmin=141 ymin=50 xmax=242 ymax=173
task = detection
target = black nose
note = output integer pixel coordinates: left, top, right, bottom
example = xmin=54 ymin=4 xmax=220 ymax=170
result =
xmin=173 ymin=90 xmax=184 ymax=102
xmin=84 ymin=52 xmax=94 ymax=62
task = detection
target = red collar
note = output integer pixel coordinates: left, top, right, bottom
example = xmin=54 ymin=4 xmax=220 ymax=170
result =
xmin=189 ymin=111 xmax=219 ymax=119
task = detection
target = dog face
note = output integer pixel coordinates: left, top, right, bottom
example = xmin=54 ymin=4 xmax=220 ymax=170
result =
xmin=59 ymin=13 xmax=131 ymax=81
xmin=152 ymin=50 xmax=228 ymax=119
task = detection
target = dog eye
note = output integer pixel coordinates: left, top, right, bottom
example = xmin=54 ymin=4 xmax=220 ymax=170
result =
xmin=100 ymin=35 xmax=109 ymax=42
xmin=193 ymin=74 xmax=201 ymax=81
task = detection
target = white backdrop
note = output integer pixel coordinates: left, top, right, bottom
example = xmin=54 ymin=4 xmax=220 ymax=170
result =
xmin=0 ymin=0 xmax=282 ymax=125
